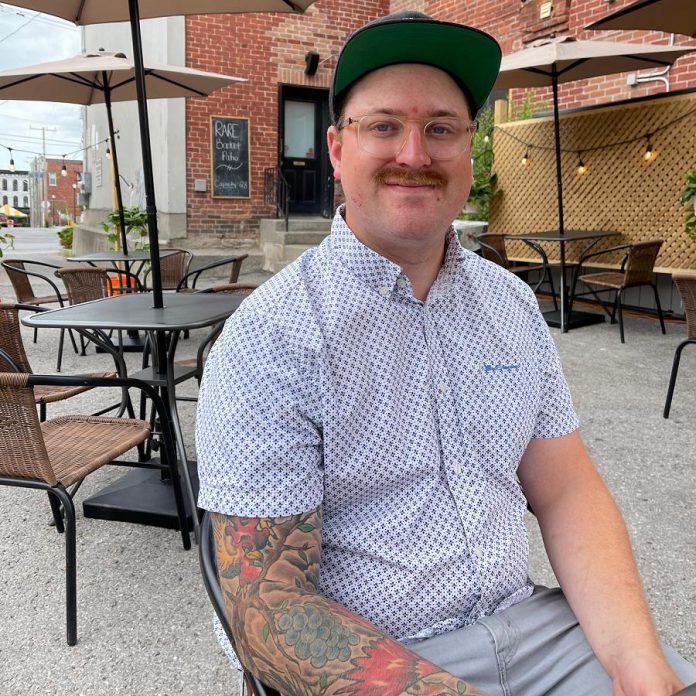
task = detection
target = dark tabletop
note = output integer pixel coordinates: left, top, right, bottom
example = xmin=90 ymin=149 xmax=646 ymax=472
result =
xmin=504 ymin=230 xmax=620 ymax=242
xmin=22 ymin=292 xmax=243 ymax=332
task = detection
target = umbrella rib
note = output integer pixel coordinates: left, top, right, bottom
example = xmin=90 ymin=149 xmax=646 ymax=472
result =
xmin=110 ymin=71 xmax=210 ymax=98
xmin=557 ymin=58 xmax=590 ymax=78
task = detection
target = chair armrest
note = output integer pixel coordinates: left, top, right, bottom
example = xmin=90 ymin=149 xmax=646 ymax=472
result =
xmin=105 ymin=269 xmax=144 ymax=294
xmin=176 ymin=255 xmax=248 ymax=291
xmin=478 ymin=240 xmax=507 ymax=266
xmin=577 ymin=242 xmax=632 ymax=267
xmin=0 ymin=348 xmax=21 ymax=372
xmin=519 ymin=239 xmax=552 ymax=266
xmin=2 ymin=263 xmax=66 ymax=304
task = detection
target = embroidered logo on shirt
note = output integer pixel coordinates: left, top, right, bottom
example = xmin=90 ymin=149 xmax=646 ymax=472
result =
xmin=484 ymin=363 xmax=520 ymax=373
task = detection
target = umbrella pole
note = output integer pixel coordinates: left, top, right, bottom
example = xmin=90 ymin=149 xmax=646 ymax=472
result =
xmin=128 ymin=0 xmax=164 ymax=311
xmin=551 ymin=70 xmax=568 ymax=333
xmin=103 ymin=80 xmax=129 ymax=259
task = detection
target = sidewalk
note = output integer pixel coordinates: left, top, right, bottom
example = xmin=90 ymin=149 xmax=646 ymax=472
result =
xmin=0 ymin=244 xmax=694 ymax=695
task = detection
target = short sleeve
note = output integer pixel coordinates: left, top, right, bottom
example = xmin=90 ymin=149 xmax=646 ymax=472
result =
xmin=531 ymin=308 xmax=579 ymax=439
xmin=196 ymin=307 xmax=323 ymax=517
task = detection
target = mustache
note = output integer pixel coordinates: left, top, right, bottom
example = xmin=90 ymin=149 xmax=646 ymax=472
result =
xmin=373 ymin=167 xmax=447 ymax=187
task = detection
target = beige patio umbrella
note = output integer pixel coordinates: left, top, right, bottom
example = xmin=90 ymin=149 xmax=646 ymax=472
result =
xmin=586 ymin=0 xmax=696 ymax=38
xmin=493 ymin=36 xmax=695 ymax=332
xmin=8 ymin=0 xmax=316 ymax=308
xmin=0 ymin=51 xmax=245 ymax=254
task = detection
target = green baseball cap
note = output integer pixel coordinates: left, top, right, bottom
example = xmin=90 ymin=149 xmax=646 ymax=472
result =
xmin=331 ymin=11 xmax=502 ymax=121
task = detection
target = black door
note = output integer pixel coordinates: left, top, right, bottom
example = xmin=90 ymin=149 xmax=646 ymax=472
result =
xmin=280 ymin=86 xmax=332 ymax=217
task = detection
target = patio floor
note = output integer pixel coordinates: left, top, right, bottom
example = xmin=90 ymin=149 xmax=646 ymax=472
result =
xmin=1 ymin=249 xmax=694 ymax=695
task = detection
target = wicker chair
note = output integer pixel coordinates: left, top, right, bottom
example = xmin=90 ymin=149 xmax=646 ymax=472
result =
xmin=175 ymin=254 xmax=250 ymax=292
xmin=478 ymin=233 xmax=557 ymax=309
xmin=199 ymin=511 xmax=281 ymax=696
xmin=664 ymin=273 xmax=696 ymax=418
xmin=0 ymin=372 xmax=190 ymax=646
xmin=141 ymin=248 xmax=192 ymax=291
xmin=570 ymin=240 xmax=666 ymax=344
xmin=0 ymin=303 xmax=115 ymax=421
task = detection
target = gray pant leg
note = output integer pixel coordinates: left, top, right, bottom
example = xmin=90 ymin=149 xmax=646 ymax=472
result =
xmin=410 ymin=586 xmax=696 ymax=696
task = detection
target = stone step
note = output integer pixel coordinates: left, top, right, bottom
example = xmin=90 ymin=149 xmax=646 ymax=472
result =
xmin=259 ymin=217 xmax=330 ymax=234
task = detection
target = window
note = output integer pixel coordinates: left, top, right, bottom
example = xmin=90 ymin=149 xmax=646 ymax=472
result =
xmin=12 ymin=179 xmax=18 ymax=191
xmin=1 ymin=179 xmax=6 ymax=191
xmin=22 ymin=180 xmax=28 ymax=191
xmin=49 ymin=172 xmax=57 ymax=186
xmin=13 ymin=196 xmax=18 ymax=207
xmin=23 ymin=196 xmax=28 ymax=207
xmin=2 ymin=196 xmax=7 ymax=205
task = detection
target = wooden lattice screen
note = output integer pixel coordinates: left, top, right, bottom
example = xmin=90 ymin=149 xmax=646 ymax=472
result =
xmin=489 ymin=91 xmax=696 ymax=273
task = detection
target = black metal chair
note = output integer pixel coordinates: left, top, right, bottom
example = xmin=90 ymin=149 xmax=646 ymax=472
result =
xmin=478 ymin=233 xmax=558 ymax=309
xmin=176 ymin=254 xmax=249 ymax=292
xmin=199 ymin=511 xmax=281 ymax=696
xmin=664 ymin=273 xmax=696 ymax=418
xmin=570 ymin=240 xmax=665 ymax=344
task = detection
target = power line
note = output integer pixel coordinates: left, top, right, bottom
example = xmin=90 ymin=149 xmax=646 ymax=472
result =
xmin=0 ymin=10 xmax=39 ymax=44
xmin=0 ymin=132 xmax=81 ymax=147
xmin=0 ymin=5 xmax=78 ymax=32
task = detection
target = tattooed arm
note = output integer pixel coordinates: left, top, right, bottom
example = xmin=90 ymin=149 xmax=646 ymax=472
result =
xmin=213 ymin=508 xmax=484 ymax=696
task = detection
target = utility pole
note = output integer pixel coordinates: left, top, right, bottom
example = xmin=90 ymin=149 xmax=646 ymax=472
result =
xmin=29 ymin=125 xmax=57 ymax=227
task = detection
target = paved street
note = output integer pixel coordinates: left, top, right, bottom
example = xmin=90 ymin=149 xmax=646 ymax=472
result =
xmin=0 ymin=238 xmax=694 ymax=695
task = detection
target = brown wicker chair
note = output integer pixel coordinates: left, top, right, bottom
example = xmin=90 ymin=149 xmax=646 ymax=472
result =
xmin=175 ymin=254 xmax=250 ymax=292
xmin=0 ymin=372 xmax=190 ymax=646
xmin=141 ymin=248 xmax=192 ymax=291
xmin=570 ymin=240 xmax=666 ymax=344
xmin=0 ymin=303 xmax=115 ymax=421
xmin=478 ymin=233 xmax=557 ymax=309
xmin=664 ymin=273 xmax=696 ymax=418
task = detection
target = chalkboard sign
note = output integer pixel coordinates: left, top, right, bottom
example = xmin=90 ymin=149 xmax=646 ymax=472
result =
xmin=210 ymin=116 xmax=250 ymax=198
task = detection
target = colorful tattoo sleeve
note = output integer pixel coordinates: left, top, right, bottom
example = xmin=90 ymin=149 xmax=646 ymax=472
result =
xmin=212 ymin=510 xmax=484 ymax=696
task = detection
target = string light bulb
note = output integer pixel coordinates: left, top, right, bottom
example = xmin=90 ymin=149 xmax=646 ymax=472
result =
xmin=105 ymin=146 xmax=111 ymax=160
xmin=644 ymin=137 xmax=656 ymax=162
xmin=61 ymin=158 xmax=67 ymax=176
xmin=8 ymin=147 xmax=15 ymax=173
xmin=576 ymin=152 xmax=587 ymax=175
xmin=521 ymin=148 xmax=529 ymax=167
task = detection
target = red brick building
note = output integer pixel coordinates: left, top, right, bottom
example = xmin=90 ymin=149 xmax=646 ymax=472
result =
xmin=46 ymin=158 xmax=82 ymax=226
xmin=179 ymin=0 xmax=695 ymax=246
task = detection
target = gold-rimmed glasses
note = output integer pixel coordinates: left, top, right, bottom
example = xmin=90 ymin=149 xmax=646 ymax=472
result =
xmin=336 ymin=113 xmax=477 ymax=160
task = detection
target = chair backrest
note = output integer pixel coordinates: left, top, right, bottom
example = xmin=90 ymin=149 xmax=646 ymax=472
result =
xmin=2 ymin=260 xmax=36 ymax=304
xmin=477 ymin=233 xmax=510 ymax=268
xmin=198 ymin=511 xmax=280 ymax=696
xmin=160 ymin=249 xmax=192 ymax=290
xmin=0 ymin=372 xmax=56 ymax=485
xmin=227 ymin=254 xmax=249 ymax=284
xmin=0 ymin=304 xmax=32 ymax=373
xmin=623 ymin=240 xmax=662 ymax=285
xmin=672 ymin=273 xmax=696 ymax=339
xmin=55 ymin=266 xmax=109 ymax=305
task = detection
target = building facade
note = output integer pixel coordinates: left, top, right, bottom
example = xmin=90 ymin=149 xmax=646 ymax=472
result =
xmin=80 ymin=0 xmax=696 ymax=261
xmin=0 ymin=169 xmax=31 ymax=220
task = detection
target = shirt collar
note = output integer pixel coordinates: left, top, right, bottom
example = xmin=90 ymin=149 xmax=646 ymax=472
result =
xmin=327 ymin=205 xmax=466 ymax=300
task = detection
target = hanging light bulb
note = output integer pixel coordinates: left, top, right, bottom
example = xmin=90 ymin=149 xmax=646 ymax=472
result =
xmin=644 ymin=136 xmax=656 ymax=162
xmin=61 ymin=158 xmax=67 ymax=176
xmin=521 ymin=148 xmax=529 ymax=167
xmin=8 ymin=148 xmax=15 ymax=173
xmin=105 ymin=146 xmax=111 ymax=160
xmin=576 ymin=152 xmax=587 ymax=175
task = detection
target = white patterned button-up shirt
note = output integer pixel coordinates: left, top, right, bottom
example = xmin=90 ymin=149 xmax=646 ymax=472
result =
xmin=197 ymin=206 xmax=578 ymax=649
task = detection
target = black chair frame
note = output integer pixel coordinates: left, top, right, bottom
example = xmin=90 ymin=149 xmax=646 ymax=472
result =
xmin=569 ymin=242 xmax=666 ymax=344
xmin=1 ymin=374 xmax=191 ymax=647
xmin=199 ymin=511 xmax=281 ymax=696
xmin=663 ymin=335 xmax=696 ymax=418
xmin=175 ymin=254 xmax=249 ymax=292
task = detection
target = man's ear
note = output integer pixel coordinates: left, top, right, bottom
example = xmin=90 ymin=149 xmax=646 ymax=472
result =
xmin=327 ymin=126 xmax=342 ymax=181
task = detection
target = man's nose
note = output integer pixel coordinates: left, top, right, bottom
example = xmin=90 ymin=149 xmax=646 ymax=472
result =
xmin=395 ymin=124 xmax=431 ymax=167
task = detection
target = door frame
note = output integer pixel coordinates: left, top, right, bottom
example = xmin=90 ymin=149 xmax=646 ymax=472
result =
xmin=278 ymin=84 xmax=333 ymax=218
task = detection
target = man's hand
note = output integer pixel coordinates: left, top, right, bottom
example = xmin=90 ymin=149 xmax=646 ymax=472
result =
xmin=611 ymin=652 xmax=684 ymax=696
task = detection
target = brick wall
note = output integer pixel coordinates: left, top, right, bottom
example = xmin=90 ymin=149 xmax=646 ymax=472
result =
xmin=46 ymin=159 xmax=82 ymax=225
xmin=185 ymin=1 xmax=388 ymax=241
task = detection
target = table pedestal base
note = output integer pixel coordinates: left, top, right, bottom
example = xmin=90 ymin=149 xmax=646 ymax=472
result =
xmin=83 ymin=464 xmax=198 ymax=530
xmin=543 ymin=309 xmax=606 ymax=331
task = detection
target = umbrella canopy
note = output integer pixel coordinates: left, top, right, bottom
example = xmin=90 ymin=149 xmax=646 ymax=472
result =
xmin=0 ymin=204 xmax=28 ymax=218
xmin=8 ymin=1 xmax=316 ymax=24
xmin=0 ymin=51 xmax=244 ymax=255
xmin=8 ymin=1 xmax=316 ymax=311
xmin=586 ymin=0 xmax=696 ymax=38
xmin=493 ymin=36 xmax=695 ymax=332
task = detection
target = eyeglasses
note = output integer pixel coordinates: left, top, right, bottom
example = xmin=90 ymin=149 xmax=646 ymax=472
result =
xmin=336 ymin=113 xmax=477 ymax=160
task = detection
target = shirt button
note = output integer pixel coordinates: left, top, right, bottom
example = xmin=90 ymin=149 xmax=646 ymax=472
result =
xmin=438 ymin=382 xmax=447 ymax=394
xmin=396 ymin=277 xmax=407 ymax=288
xmin=473 ymin=546 xmax=484 ymax=560
xmin=379 ymin=286 xmax=390 ymax=296
xmin=453 ymin=464 xmax=462 ymax=475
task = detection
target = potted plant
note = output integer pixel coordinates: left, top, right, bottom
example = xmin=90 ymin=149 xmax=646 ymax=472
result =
xmin=100 ymin=206 xmax=149 ymax=251
xmin=681 ymin=169 xmax=696 ymax=239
